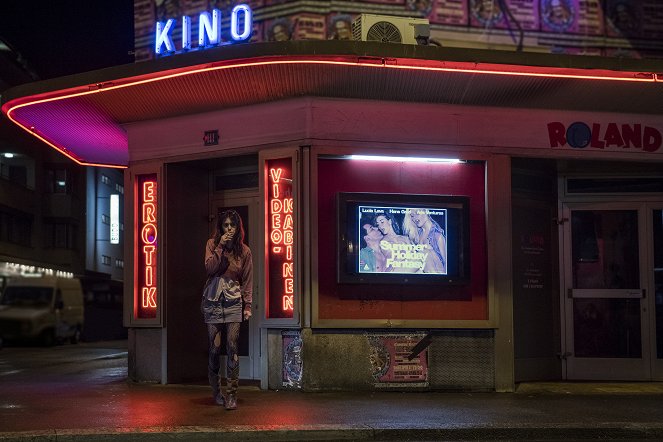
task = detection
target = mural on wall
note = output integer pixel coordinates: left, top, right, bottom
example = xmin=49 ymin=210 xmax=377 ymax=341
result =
xmin=134 ymin=0 xmax=663 ymax=61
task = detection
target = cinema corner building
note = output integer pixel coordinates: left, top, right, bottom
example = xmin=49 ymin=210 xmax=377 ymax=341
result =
xmin=3 ymin=8 xmax=663 ymax=392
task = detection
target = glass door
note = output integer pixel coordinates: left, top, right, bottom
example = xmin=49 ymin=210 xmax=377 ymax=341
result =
xmin=562 ymin=203 xmax=651 ymax=380
xmin=652 ymin=208 xmax=663 ymax=380
xmin=210 ymin=193 xmax=261 ymax=380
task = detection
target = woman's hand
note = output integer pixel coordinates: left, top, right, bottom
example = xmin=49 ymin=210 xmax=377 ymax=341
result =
xmin=221 ymin=232 xmax=234 ymax=246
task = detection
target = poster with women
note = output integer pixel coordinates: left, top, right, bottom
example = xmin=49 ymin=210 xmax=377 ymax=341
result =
xmin=468 ymin=0 xmax=538 ymax=30
xmin=358 ymin=205 xmax=448 ymax=275
xmin=540 ymin=0 xmax=604 ymax=35
xmin=605 ymin=0 xmax=663 ymax=39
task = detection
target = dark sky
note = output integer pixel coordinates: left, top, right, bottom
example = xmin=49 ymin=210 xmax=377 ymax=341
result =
xmin=0 ymin=0 xmax=135 ymax=80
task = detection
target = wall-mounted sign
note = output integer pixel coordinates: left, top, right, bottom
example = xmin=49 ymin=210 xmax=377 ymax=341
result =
xmin=548 ymin=121 xmax=662 ymax=152
xmin=110 ymin=194 xmax=120 ymax=244
xmin=135 ymin=174 xmax=158 ymax=319
xmin=266 ymin=158 xmax=294 ymax=319
xmin=155 ymin=4 xmax=253 ymax=55
xmin=203 ymin=130 xmax=219 ymax=146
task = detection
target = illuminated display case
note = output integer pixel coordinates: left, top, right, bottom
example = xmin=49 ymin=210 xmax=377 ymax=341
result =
xmin=261 ymin=150 xmax=301 ymax=325
xmin=127 ymin=166 xmax=163 ymax=326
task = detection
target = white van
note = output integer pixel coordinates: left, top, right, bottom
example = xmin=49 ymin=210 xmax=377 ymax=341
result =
xmin=0 ymin=276 xmax=84 ymax=345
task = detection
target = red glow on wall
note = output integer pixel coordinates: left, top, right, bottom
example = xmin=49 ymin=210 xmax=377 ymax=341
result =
xmin=267 ymin=159 xmax=294 ymax=319
xmin=135 ymin=174 xmax=158 ymax=319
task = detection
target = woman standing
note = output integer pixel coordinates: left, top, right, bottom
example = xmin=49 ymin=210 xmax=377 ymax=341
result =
xmin=203 ymin=210 xmax=253 ymax=410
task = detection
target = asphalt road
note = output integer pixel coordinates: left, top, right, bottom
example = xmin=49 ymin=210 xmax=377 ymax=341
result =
xmin=2 ymin=341 xmax=663 ymax=441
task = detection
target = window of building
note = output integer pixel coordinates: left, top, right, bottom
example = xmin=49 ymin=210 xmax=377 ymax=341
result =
xmin=115 ymin=259 xmax=124 ymax=269
xmin=115 ymin=183 xmax=124 ymax=194
xmin=44 ymin=220 xmax=77 ymax=249
xmin=101 ymin=174 xmax=110 ymax=185
xmin=101 ymin=214 xmax=110 ymax=225
xmin=102 ymin=255 xmax=111 ymax=265
xmin=46 ymin=168 xmax=69 ymax=193
xmin=0 ymin=208 xmax=33 ymax=246
xmin=0 ymin=153 xmax=36 ymax=189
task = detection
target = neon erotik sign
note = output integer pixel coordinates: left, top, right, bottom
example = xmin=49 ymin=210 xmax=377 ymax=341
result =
xmin=267 ymin=160 xmax=294 ymax=318
xmin=135 ymin=174 xmax=158 ymax=319
xmin=155 ymin=4 xmax=253 ymax=55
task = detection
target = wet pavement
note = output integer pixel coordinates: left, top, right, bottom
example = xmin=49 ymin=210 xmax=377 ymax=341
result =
xmin=1 ymin=341 xmax=663 ymax=441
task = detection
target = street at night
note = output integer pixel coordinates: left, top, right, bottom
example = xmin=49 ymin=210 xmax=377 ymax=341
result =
xmin=1 ymin=341 xmax=663 ymax=440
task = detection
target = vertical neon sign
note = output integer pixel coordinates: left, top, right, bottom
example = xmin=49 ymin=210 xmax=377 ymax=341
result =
xmin=267 ymin=158 xmax=294 ymax=319
xmin=135 ymin=174 xmax=158 ymax=319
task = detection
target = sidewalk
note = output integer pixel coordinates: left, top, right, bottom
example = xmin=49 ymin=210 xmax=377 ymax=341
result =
xmin=2 ymin=380 xmax=663 ymax=441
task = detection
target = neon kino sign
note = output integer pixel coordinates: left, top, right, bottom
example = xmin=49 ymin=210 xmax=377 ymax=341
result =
xmin=135 ymin=174 xmax=157 ymax=319
xmin=155 ymin=4 xmax=253 ymax=55
xmin=267 ymin=160 xmax=294 ymax=318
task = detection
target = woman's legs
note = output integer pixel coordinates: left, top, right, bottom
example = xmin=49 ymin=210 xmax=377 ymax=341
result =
xmin=225 ymin=322 xmax=241 ymax=409
xmin=206 ymin=323 xmax=224 ymax=404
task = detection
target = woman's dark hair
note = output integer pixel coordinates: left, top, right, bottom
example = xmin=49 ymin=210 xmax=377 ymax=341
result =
xmin=213 ymin=210 xmax=245 ymax=257
xmin=375 ymin=211 xmax=401 ymax=235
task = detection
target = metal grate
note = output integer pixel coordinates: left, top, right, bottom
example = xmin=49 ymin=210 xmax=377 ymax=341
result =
xmin=428 ymin=330 xmax=495 ymax=390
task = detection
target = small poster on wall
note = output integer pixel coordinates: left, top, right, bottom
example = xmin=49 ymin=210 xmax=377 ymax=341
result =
xmin=540 ymin=0 xmax=604 ymax=35
xmin=468 ymin=0 xmax=539 ymax=30
xmin=368 ymin=334 xmax=429 ymax=387
xmin=328 ymin=14 xmax=355 ymax=40
xmin=429 ymin=0 xmax=469 ymax=26
xmin=605 ymin=0 xmax=663 ymax=39
xmin=282 ymin=331 xmax=303 ymax=388
xmin=293 ymin=13 xmax=327 ymax=40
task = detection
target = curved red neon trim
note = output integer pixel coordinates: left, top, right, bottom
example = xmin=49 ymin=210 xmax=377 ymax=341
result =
xmin=3 ymin=55 xmax=659 ymax=168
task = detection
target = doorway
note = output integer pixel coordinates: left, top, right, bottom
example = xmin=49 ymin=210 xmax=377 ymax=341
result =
xmin=210 ymin=191 xmax=260 ymax=380
xmin=560 ymin=202 xmax=663 ymax=380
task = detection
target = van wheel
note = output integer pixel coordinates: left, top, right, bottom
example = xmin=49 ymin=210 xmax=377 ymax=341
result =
xmin=41 ymin=329 xmax=55 ymax=347
xmin=70 ymin=327 xmax=82 ymax=344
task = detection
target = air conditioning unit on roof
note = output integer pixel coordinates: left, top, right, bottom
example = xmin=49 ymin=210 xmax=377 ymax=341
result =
xmin=352 ymin=14 xmax=430 ymax=45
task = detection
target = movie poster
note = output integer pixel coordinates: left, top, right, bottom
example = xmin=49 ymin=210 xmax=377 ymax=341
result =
xmin=540 ymin=0 xmax=604 ymax=35
xmin=406 ymin=0 xmax=436 ymax=17
xmin=134 ymin=0 xmax=156 ymax=38
xmin=369 ymin=334 xmax=428 ymax=386
xmin=328 ymin=13 xmax=355 ymax=40
xmin=358 ymin=206 xmax=448 ymax=275
xmin=292 ymin=13 xmax=327 ymax=40
xmin=507 ymin=0 xmax=539 ymax=30
xmin=366 ymin=0 xmax=406 ymax=4
xmin=605 ymin=0 xmax=663 ymax=39
xmin=429 ymin=0 xmax=469 ymax=26
xmin=264 ymin=17 xmax=294 ymax=41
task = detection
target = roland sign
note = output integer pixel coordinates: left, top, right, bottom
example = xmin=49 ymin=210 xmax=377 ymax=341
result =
xmin=155 ymin=3 xmax=253 ymax=55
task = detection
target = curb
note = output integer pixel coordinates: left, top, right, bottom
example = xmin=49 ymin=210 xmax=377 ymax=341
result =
xmin=4 ymin=423 xmax=663 ymax=441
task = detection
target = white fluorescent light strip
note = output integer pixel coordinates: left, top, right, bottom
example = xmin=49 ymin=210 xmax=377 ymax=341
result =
xmin=349 ymin=155 xmax=461 ymax=164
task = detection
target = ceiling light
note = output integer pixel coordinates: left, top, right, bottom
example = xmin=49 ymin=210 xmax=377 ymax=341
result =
xmin=348 ymin=155 xmax=461 ymax=164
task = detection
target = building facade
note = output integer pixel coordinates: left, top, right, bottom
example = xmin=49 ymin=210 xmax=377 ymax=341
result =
xmin=3 ymin=23 xmax=663 ymax=389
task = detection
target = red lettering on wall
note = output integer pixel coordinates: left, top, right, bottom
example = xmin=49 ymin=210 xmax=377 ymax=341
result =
xmin=643 ymin=126 xmax=662 ymax=152
xmin=547 ymin=122 xmax=566 ymax=147
xmin=621 ymin=124 xmax=642 ymax=148
xmin=604 ymin=123 xmax=624 ymax=148
xmin=590 ymin=123 xmax=605 ymax=148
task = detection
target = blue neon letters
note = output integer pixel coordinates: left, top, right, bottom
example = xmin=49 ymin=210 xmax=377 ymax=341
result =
xmin=155 ymin=4 xmax=253 ymax=55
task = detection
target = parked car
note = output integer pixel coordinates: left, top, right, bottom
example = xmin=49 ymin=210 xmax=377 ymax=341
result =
xmin=0 ymin=276 xmax=84 ymax=346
